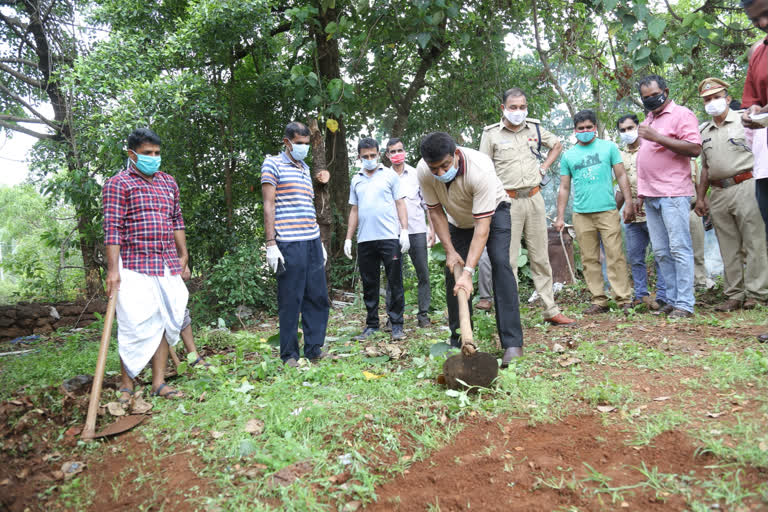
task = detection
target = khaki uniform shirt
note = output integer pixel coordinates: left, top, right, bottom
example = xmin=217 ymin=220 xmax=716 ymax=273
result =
xmin=478 ymin=118 xmax=560 ymax=189
xmin=417 ymin=147 xmax=510 ymax=229
xmin=700 ymin=109 xmax=754 ymax=181
xmin=620 ymin=146 xmax=646 ymax=223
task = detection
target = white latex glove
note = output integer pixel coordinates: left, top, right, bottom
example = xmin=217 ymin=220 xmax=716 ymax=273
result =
xmin=399 ymin=228 xmax=410 ymax=253
xmin=344 ymin=239 xmax=353 ymax=260
xmin=266 ymin=244 xmax=284 ymax=273
xmin=322 ymin=244 xmax=327 ymax=265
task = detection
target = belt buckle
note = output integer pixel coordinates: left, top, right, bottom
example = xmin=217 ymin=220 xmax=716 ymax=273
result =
xmin=722 ymin=177 xmax=736 ymax=188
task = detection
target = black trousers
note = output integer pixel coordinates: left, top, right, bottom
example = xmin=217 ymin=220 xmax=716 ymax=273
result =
xmin=756 ymin=178 xmax=768 ymax=242
xmin=385 ymin=232 xmax=431 ymax=321
xmin=445 ymin=202 xmax=523 ymax=348
xmin=358 ymin=239 xmax=404 ymax=328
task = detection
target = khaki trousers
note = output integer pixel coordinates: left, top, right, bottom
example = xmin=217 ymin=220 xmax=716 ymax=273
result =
xmin=689 ymin=208 xmax=708 ymax=286
xmin=710 ymin=179 xmax=768 ymax=301
xmin=573 ymin=209 xmax=632 ymax=306
xmin=508 ymin=192 xmax=560 ymax=318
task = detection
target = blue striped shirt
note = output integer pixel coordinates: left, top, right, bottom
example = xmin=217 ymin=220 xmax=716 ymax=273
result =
xmin=261 ymin=152 xmax=320 ymax=242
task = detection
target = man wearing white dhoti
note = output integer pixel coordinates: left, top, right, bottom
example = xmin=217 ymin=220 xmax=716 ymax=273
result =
xmin=103 ymin=128 xmax=189 ymax=401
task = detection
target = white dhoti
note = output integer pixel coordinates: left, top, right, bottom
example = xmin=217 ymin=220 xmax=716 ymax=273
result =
xmin=116 ymin=262 xmax=189 ymax=378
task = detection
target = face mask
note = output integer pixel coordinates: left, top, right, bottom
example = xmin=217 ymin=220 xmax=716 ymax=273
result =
xmin=620 ymin=130 xmax=638 ymax=145
xmin=434 ymin=165 xmax=459 ymax=183
xmin=389 ymin=153 xmax=406 ymax=165
xmin=130 ymin=150 xmax=161 ymax=176
xmin=642 ymin=92 xmax=667 ymax=111
xmin=575 ymin=131 xmax=596 ymax=144
xmin=289 ymin=143 xmax=309 ymax=161
xmin=361 ymin=158 xmax=378 ymax=171
xmin=705 ymin=97 xmax=728 ymax=117
xmin=504 ymin=109 xmax=527 ymax=126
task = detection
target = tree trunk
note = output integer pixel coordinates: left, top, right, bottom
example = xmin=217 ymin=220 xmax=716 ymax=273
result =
xmin=308 ymin=118 xmax=332 ymax=292
xmin=312 ymin=2 xmax=350 ymax=259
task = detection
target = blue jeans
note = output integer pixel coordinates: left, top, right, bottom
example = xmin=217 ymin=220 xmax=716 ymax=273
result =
xmin=276 ymin=238 xmax=330 ymax=361
xmin=644 ymin=197 xmax=694 ymax=312
xmin=625 ymin=221 xmax=667 ymax=303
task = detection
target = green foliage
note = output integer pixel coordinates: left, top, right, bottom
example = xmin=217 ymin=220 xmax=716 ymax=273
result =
xmin=202 ymin=242 xmax=277 ymax=323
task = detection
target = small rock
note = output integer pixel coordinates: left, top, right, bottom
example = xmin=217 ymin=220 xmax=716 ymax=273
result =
xmin=341 ymin=501 xmax=362 ymax=512
xmin=61 ymin=375 xmax=93 ymax=395
xmin=552 ymin=343 xmax=566 ymax=353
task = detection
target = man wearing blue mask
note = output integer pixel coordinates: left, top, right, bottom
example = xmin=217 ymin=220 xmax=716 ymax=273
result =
xmin=262 ymin=122 xmax=330 ymax=368
xmin=416 ymin=132 xmax=523 ymax=366
xmin=103 ymin=128 xmax=189 ymax=400
xmin=554 ymin=110 xmax=635 ymax=314
xmin=345 ymin=138 xmax=410 ymax=341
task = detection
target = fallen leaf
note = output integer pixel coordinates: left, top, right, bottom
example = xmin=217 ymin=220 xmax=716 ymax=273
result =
xmin=341 ymin=501 xmax=362 ymax=512
xmin=64 ymin=426 xmax=81 ymax=437
xmin=198 ymin=392 xmax=207 ymax=403
xmin=106 ymin=402 xmax=126 ymax=416
xmin=329 ymin=471 xmax=351 ymax=485
xmin=364 ymin=346 xmax=379 ymax=357
xmin=706 ymin=411 xmax=726 ymax=418
xmin=362 ymin=371 xmax=383 ymax=380
xmin=43 ymin=452 xmax=62 ymax=462
xmin=596 ymin=405 xmax=616 ymax=413
xmin=211 ymin=431 xmax=224 ymax=439
xmin=51 ymin=471 xmax=64 ymax=480
xmin=653 ymin=396 xmax=671 ymax=401
xmin=558 ymin=356 xmax=581 ymax=367
xmin=551 ymin=343 xmax=566 ymax=353
xmin=758 ymin=441 xmax=767 ymax=452
xmin=244 ymin=419 xmax=265 ymax=435
xmin=513 ymin=446 xmax=524 ymax=451
xmin=131 ymin=396 xmax=153 ymax=415
xmin=364 ymin=414 xmax=373 ymax=420
xmin=0 ymin=478 xmax=9 ymax=485
xmin=621 ymin=501 xmax=630 ymax=508
xmin=16 ymin=468 xmax=29 ymax=479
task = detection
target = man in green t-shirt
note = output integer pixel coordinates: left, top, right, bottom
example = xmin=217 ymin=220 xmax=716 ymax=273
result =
xmin=554 ymin=109 xmax=635 ymax=313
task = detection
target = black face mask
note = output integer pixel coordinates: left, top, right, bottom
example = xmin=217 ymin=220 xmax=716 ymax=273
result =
xmin=642 ymin=92 xmax=667 ymax=111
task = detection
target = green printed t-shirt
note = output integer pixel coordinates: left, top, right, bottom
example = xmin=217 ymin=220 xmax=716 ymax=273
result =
xmin=560 ymin=138 xmax=621 ymax=213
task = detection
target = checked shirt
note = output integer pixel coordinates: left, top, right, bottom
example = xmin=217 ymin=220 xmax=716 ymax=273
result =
xmin=103 ymin=165 xmax=185 ymax=276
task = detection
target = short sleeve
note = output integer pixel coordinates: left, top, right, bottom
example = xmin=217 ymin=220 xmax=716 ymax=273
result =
xmin=391 ymin=171 xmax=404 ymax=200
xmin=608 ymin=142 xmax=622 ymax=166
xmin=349 ymin=176 xmax=359 ymax=205
xmin=478 ymin=130 xmax=492 ymax=158
xmin=539 ymin=126 xmax=560 ymax=150
xmin=417 ymin=161 xmax=440 ymax=208
xmin=677 ymin=109 xmax=703 ymax=145
xmin=260 ymin=158 xmax=279 ymax=187
xmin=560 ymin=153 xmax=572 ymax=176
xmin=470 ymin=164 xmax=498 ymax=220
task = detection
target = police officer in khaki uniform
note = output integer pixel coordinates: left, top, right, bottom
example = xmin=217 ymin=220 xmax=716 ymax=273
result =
xmin=479 ymin=87 xmax=575 ymax=326
xmin=694 ymin=78 xmax=768 ymax=311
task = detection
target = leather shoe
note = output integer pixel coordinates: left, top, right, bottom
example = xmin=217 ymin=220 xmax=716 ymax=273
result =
xmin=417 ymin=316 xmax=432 ymax=328
xmin=354 ymin=327 xmax=379 ymax=341
xmin=501 ymin=347 xmax=523 ymax=367
xmin=668 ymin=308 xmax=693 ymax=319
xmin=309 ymin=350 xmax=330 ymax=363
xmin=743 ymin=298 xmax=763 ymax=310
xmin=757 ymin=333 xmax=768 ymax=343
xmin=642 ymin=296 xmax=660 ymax=310
xmin=284 ymin=358 xmax=299 ymax=368
xmin=545 ymin=313 xmax=576 ymax=326
xmin=391 ymin=325 xmax=406 ymax=341
xmin=653 ymin=304 xmax=674 ymax=316
xmin=715 ymin=298 xmax=742 ymax=312
xmin=382 ymin=320 xmax=392 ymax=332
xmin=583 ymin=304 xmax=609 ymax=315
xmin=475 ymin=299 xmax=492 ymax=311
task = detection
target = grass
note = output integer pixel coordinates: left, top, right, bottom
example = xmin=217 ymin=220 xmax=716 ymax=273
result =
xmin=3 ymin=290 xmax=768 ymax=511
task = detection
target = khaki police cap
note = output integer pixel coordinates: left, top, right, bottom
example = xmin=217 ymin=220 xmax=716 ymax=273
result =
xmin=698 ymin=78 xmax=730 ymax=98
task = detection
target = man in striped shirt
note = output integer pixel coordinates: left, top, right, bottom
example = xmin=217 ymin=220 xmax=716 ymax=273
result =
xmin=261 ymin=122 xmax=330 ymax=368
xmin=417 ymin=132 xmax=524 ymax=366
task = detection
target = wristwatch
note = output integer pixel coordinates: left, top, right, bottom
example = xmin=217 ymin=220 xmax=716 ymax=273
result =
xmin=463 ymin=266 xmax=475 ymax=276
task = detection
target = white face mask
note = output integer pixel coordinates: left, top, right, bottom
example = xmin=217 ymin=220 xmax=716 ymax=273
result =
xmin=504 ymin=108 xmax=527 ymax=126
xmin=620 ymin=130 xmax=638 ymax=145
xmin=704 ymin=97 xmax=728 ymax=117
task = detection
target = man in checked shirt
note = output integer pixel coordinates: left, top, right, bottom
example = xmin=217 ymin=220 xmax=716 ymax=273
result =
xmin=103 ymin=128 xmax=189 ymax=401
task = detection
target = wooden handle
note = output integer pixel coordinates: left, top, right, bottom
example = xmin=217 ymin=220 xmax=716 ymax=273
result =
xmin=82 ymin=293 xmax=117 ymax=440
xmin=452 ymin=264 xmax=476 ymax=355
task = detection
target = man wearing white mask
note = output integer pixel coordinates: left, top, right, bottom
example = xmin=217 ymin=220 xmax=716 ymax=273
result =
xmin=345 ymin=137 xmax=410 ymax=341
xmin=262 ymin=122 xmax=330 ymax=368
xmin=479 ymin=87 xmax=575 ymax=326
xmin=615 ymin=114 xmax=667 ymax=310
xmin=694 ymin=78 xmax=768 ymax=311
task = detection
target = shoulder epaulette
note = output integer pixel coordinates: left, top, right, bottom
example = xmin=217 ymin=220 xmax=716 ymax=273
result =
xmin=525 ymin=118 xmax=541 ymax=124
xmin=483 ymin=122 xmax=501 ymax=131
xmin=699 ymin=120 xmax=711 ymax=132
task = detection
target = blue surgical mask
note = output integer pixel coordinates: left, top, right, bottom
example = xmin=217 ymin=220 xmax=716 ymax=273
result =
xmin=434 ymin=165 xmax=459 ymax=183
xmin=290 ymin=143 xmax=309 ymax=161
xmin=129 ymin=150 xmax=161 ymax=175
xmin=576 ymin=131 xmax=596 ymax=144
xmin=361 ymin=158 xmax=378 ymax=171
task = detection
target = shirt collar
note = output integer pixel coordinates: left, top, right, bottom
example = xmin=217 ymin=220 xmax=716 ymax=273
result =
xmin=649 ymin=99 xmax=677 ymax=120
xmin=358 ymin=165 xmax=384 ymax=176
xmin=499 ymin=118 xmax=527 ymax=133
xmin=457 ymin=149 xmax=466 ymax=177
xmin=281 ymin=151 xmax=308 ymax=171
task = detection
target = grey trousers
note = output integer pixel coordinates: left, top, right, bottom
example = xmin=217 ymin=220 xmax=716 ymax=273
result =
xmin=477 ymin=248 xmax=492 ymax=300
xmin=386 ymin=232 xmax=431 ymax=321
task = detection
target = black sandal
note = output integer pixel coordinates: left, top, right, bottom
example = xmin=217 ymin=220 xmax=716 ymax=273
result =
xmin=190 ymin=357 xmax=211 ymax=368
xmin=152 ymin=383 xmax=183 ymax=399
xmin=118 ymin=387 xmax=134 ymax=405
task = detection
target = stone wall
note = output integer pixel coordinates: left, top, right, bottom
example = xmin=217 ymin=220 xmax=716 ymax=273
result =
xmin=0 ymin=300 xmax=107 ymax=341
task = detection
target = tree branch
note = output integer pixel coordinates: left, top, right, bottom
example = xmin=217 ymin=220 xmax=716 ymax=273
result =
xmin=0 ymin=82 xmax=59 ymax=130
xmin=0 ymin=114 xmax=47 ymax=123
xmin=531 ymin=0 xmax=575 ymax=118
xmin=663 ymin=0 xmax=684 ymax=21
xmin=0 ymin=57 xmax=38 ymax=67
xmin=0 ymin=119 xmax=58 ymax=139
xmin=0 ymin=62 xmax=43 ymax=88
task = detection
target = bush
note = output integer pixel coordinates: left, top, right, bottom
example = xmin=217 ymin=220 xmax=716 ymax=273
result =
xmin=202 ymin=241 xmax=277 ymax=323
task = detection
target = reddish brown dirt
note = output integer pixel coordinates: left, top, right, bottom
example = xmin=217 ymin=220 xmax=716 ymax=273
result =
xmin=365 ymin=414 xmax=767 ymax=512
